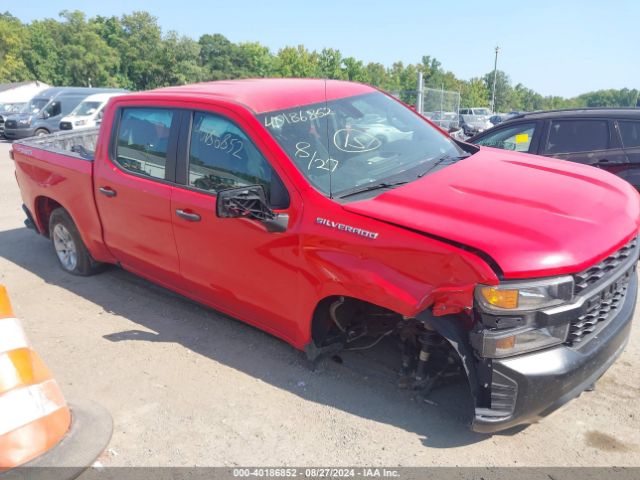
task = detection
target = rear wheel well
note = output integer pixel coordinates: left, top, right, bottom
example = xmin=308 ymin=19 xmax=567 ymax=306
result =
xmin=35 ymin=197 xmax=63 ymax=237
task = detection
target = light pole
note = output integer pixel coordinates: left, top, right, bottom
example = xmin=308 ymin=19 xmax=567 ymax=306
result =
xmin=491 ymin=46 xmax=499 ymax=113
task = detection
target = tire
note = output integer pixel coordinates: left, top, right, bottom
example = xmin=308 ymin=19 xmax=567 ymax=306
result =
xmin=34 ymin=128 xmax=49 ymax=137
xmin=49 ymin=208 xmax=102 ymax=276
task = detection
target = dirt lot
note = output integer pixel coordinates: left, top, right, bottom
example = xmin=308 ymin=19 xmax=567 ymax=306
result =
xmin=0 ymin=139 xmax=639 ymax=467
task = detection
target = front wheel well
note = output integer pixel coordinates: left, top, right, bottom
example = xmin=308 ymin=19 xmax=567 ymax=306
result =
xmin=35 ymin=197 xmax=64 ymax=237
xmin=310 ymin=295 xmax=403 ymax=348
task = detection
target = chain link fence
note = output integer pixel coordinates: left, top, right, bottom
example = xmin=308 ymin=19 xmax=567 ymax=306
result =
xmin=390 ymin=82 xmax=461 ymax=131
xmin=421 ymin=87 xmax=460 ymax=130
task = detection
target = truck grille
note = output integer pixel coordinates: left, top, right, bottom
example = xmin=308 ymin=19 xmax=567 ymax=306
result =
xmin=567 ymin=270 xmax=632 ymax=345
xmin=5 ymin=120 xmax=17 ymax=129
xmin=59 ymin=122 xmax=73 ymax=131
xmin=574 ymin=238 xmax=638 ymax=295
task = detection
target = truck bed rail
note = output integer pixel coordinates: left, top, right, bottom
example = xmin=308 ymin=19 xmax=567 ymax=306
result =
xmin=14 ymin=129 xmax=99 ymax=161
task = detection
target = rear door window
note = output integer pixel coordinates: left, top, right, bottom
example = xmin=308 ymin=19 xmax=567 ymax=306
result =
xmin=473 ymin=122 xmax=536 ymax=152
xmin=543 ymin=120 xmax=609 ymax=154
xmin=115 ymin=108 xmax=176 ymax=180
xmin=619 ymin=121 xmax=640 ymax=148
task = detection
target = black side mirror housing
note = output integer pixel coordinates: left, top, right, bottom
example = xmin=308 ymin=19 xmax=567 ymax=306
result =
xmin=216 ymin=185 xmax=288 ymax=232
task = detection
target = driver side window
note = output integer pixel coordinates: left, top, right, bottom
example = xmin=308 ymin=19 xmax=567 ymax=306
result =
xmin=474 ymin=122 xmax=536 ymax=152
xmin=188 ymin=112 xmax=274 ymax=195
xmin=45 ymin=101 xmax=62 ymax=118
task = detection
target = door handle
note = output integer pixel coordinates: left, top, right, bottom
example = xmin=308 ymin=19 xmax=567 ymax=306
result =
xmin=592 ymin=159 xmax=612 ymax=168
xmin=175 ymin=209 xmax=201 ymax=222
xmin=99 ymin=186 xmax=117 ymax=197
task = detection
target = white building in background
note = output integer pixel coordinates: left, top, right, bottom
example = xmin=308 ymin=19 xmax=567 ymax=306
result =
xmin=0 ymin=81 xmax=51 ymax=107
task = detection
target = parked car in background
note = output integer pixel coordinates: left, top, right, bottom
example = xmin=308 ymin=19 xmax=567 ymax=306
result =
xmin=459 ymin=113 xmax=493 ymax=136
xmin=4 ymin=87 xmax=126 ymax=139
xmin=428 ymin=111 xmax=459 ymax=130
xmin=0 ymin=81 xmax=50 ymax=137
xmin=489 ymin=112 xmax=523 ymax=126
xmin=59 ymin=92 xmax=126 ymax=131
xmin=0 ymin=103 xmax=26 ymax=137
xmin=460 ymin=107 xmax=492 ymax=117
xmin=468 ymin=108 xmax=640 ymax=190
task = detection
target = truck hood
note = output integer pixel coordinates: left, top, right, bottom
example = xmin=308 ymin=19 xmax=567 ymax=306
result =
xmin=343 ymin=147 xmax=640 ymax=278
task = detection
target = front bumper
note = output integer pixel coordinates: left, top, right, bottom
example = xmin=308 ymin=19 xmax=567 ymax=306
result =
xmin=3 ymin=127 xmax=35 ymax=140
xmin=472 ymin=273 xmax=637 ymax=433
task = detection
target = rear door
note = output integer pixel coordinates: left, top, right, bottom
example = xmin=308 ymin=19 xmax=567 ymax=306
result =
xmin=617 ymin=119 xmax=640 ymax=190
xmin=170 ymin=106 xmax=302 ymax=339
xmin=94 ymin=106 xmax=183 ymax=285
xmin=539 ymin=118 xmax=628 ymax=176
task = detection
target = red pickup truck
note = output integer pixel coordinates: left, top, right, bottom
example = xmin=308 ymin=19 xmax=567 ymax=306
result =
xmin=11 ymin=79 xmax=640 ymax=433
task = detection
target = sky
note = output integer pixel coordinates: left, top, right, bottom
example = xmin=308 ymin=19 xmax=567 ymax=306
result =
xmin=5 ymin=0 xmax=639 ymax=98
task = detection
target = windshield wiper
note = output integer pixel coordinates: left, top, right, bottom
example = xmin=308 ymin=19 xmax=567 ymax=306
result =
xmin=417 ymin=154 xmax=470 ymax=178
xmin=338 ymin=180 xmax=410 ymax=199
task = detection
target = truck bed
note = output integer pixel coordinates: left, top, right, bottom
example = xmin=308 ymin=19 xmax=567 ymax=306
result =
xmin=14 ymin=128 xmax=99 ymax=161
xmin=11 ymin=127 xmax=113 ymax=264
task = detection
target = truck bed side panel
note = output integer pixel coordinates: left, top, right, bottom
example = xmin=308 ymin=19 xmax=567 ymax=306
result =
xmin=12 ymin=144 xmax=115 ymax=263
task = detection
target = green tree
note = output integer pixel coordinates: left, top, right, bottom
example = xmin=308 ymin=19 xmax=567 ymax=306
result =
xmin=460 ymin=78 xmax=489 ymax=108
xmin=276 ymin=45 xmax=319 ymax=78
xmin=317 ymin=48 xmax=345 ymax=80
xmin=0 ymin=13 xmax=29 ymax=82
xmin=483 ymin=70 xmax=513 ymax=112
xmin=21 ymin=18 xmax=64 ymax=85
xmin=159 ymin=32 xmax=205 ymax=85
xmin=55 ymin=11 xmax=120 ymax=87
xmin=118 ymin=11 xmax=164 ymax=89
xmin=198 ymin=33 xmax=237 ymax=80
xmin=342 ymin=57 xmax=368 ymax=83
xmin=236 ymin=42 xmax=275 ymax=78
xmin=363 ymin=62 xmax=388 ymax=88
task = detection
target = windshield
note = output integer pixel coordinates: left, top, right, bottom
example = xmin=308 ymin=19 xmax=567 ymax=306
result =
xmin=258 ymin=92 xmax=465 ymax=197
xmin=22 ymin=98 xmax=50 ymax=114
xmin=72 ymin=101 xmax=103 ymax=117
xmin=474 ymin=108 xmax=491 ymax=116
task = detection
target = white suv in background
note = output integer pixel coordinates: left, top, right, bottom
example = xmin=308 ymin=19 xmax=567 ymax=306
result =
xmin=59 ymin=92 xmax=125 ymax=131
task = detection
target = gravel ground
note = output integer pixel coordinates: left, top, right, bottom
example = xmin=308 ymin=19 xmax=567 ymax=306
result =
xmin=0 ymin=139 xmax=639 ymax=467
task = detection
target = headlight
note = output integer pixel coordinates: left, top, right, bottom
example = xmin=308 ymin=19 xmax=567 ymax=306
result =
xmin=75 ymin=120 xmax=87 ymax=126
xmin=17 ymin=118 xmax=31 ymax=127
xmin=476 ymin=276 xmax=574 ymax=312
xmin=472 ymin=276 xmax=574 ymax=358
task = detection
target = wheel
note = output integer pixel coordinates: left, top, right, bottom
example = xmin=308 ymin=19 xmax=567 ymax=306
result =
xmin=49 ymin=208 xmax=102 ymax=276
xmin=34 ymin=128 xmax=49 ymax=137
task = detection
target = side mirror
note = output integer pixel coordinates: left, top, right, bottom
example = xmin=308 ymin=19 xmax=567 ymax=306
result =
xmin=216 ymin=185 xmax=288 ymax=232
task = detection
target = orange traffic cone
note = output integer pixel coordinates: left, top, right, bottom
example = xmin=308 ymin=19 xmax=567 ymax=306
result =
xmin=0 ymin=286 xmax=112 ymax=476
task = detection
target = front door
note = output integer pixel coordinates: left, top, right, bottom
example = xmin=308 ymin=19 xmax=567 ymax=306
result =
xmin=94 ymin=106 xmax=183 ymax=285
xmin=170 ymin=109 xmax=302 ymax=341
xmin=472 ymin=121 xmax=540 ymax=153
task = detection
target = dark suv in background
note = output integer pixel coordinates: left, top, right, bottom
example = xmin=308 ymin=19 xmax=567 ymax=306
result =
xmin=468 ymin=108 xmax=640 ymax=190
